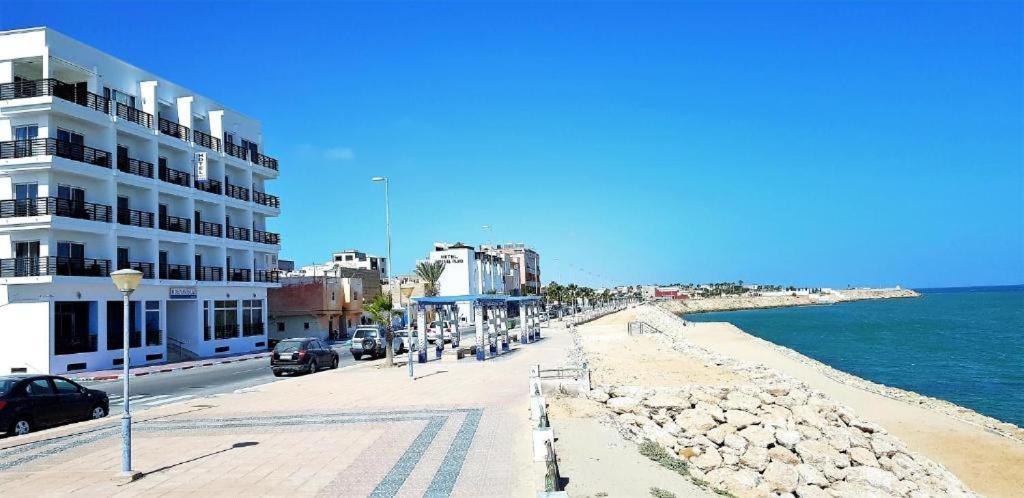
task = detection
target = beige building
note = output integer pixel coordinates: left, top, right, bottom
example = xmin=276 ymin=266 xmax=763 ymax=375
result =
xmin=482 ymin=243 xmax=541 ymax=295
xmin=268 ymin=274 xmax=371 ymax=342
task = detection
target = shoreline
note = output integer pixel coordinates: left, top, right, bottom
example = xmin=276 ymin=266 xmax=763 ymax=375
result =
xmin=659 ymin=288 xmax=920 ymax=315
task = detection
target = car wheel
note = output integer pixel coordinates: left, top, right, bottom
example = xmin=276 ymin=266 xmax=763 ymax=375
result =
xmin=90 ymin=405 xmax=107 ymax=420
xmin=10 ymin=419 xmax=31 ymax=437
xmin=308 ymin=359 xmax=318 ymax=374
xmin=273 ymin=370 xmax=284 ymax=377
xmin=352 ymin=353 xmax=361 ymax=361
xmin=332 ymin=356 xmax=339 ymax=369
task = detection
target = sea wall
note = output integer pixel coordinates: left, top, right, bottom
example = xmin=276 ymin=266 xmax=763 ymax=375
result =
xmin=660 ymin=288 xmax=920 ymax=314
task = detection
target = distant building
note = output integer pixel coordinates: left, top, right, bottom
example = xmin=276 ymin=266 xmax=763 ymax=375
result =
xmin=424 ymin=242 xmax=521 ymax=323
xmin=329 ymin=249 xmax=387 ymax=284
xmin=268 ymin=275 xmax=368 ymax=342
xmin=277 ymin=259 xmax=295 ymax=272
xmin=482 ymin=243 xmax=541 ymax=295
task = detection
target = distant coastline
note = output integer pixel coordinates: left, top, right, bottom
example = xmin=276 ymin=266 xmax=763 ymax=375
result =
xmin=659 ymin=287 xmax=920 ymax=315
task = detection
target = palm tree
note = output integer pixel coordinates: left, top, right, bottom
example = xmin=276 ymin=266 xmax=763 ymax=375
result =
xmin=415 ymin=260 xmax=446 ymax=297
xmin=364 ymin=293 xmax=403 ymax=366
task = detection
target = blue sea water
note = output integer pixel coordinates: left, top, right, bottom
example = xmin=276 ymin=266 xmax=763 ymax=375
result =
xmin=684 ymin=286 xmax=1024 ymax=426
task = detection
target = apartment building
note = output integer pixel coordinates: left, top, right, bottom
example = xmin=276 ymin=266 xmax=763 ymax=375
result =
xmin=426 ymin=242 xmax=521 ymax=322
xmin=329 ymin=249 xmax=387 ymax=284
xmin=0 ymin=28 xmax=281 ymax=374
xmin=482 ymin=243 xmax=541 ymax=295
xmin=268 ymin=275 xmax=367 ymax=343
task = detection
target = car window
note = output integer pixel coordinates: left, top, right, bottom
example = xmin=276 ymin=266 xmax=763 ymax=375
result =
xmin=275 ymin=340 xmax=303 ymax=353
xmin=25 ymin=379 xmax=54 ymax=396
xmin=0 ymin=378 xmax=19 ymax=395
xmin=53 ymin=378 xmax=81 ymax=394
xmin=312 ymin=340 xmax=324 ymax=349
xmin=353 ymin=330 xmax=365 ymax=339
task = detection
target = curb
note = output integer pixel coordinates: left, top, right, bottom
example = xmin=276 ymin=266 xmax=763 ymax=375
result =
xmin=70 ymin=353 xmax=273 ymax=382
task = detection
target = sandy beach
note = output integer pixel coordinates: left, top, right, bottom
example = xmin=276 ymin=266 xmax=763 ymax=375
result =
xmin=659 ymin=288 xmax=920 ymax=314
xmin=553 ymin=305 xmax=1024 ymax=497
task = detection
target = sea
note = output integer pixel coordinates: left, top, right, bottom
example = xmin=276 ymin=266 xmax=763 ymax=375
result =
xmin=683 ymin=286 xmax=1024 ymax=427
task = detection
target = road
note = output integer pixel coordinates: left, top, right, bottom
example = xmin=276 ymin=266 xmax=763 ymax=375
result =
xmin=81 ymin=327 xmax=486 ymax=415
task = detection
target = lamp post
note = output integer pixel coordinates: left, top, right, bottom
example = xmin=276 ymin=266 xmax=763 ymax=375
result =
xmin=372 ymin=176 xmax=409 ymax=377
xmin=110 ymin=268 xmax=142 ymax=478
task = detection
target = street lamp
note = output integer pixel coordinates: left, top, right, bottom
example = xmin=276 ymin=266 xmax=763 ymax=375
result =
xmin=372 ymin=176 xmax=412 ymax=377
xmin=110 ymin=268 xmax=142 ymax=478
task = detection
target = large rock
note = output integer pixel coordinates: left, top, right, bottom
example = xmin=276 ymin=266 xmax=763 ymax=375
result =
xmin=724 ymin=432 xmax=748 ymax=451
xmin=706 ymin=424 xmax=736 ymax=445
xmin=775 ymin=429 xmax=801 ymax=449
xmin=794 ymin=439 xmax=844 ymax=469
xmin=643 ymin=394 xmax=690 ymax=410
xmin=741 ymin=445 xmax=770 ymax=471
xmin=659 ymin=420 xmax=682 ymax=437
xmin=720 ymin=468 xmax=763 ymax=497
xmin=726 ymin=410 xmax=761 ymax=428
xmin=723 ymin=391 xmax=761 ymax=412
xmin=792 ymin=405 xmax=829 ymax=429
xmin=739 ymin=425 xmax=775 ymax=447
xmin=762 ymin=462 xmax=800 ymax=493
xmin=794 ymin=485 xmax=831 ymax=498
xmin=691 ymin=446 xmax=723 ymax=470
xmin=844 ymin=466 xmax=898 ymax=494
xmin=795 ymin=464 xmax=828 ymax=487
xmin=674 ymin=409 xmax=718 ymax=434
xmin=870 ymin=434 xmax=902 ymax=458
xmin=588 ymin=389 xmax=610 ymax=403
xmin=829 ymin=480 xmax=899 ymax=498
xmin=695 ymin=401 xmax=726 ymax=422
xmin=607 ymin=396 xmax=642 ymax=414
xmin=849 ymin=446 xmax=880 ymax=467
xmin=768 ymin=446 xmax=801 ymax=465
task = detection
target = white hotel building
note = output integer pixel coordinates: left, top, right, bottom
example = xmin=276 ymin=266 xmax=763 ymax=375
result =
xmin=0 ymin=28 xmax=281 ymax=375
xmin=426 ymin=242 xmax=520 ymax=323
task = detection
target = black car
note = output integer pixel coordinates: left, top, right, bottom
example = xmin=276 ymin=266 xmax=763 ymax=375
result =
xmin=0 ymin=375 xmax=109 ymax=437
xmin=271 ymin=338 xmax=340 ymax=377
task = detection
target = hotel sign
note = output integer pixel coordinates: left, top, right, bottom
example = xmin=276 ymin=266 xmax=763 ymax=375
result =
xmin=169 ymin=287 xmax=197 ymax=300
xmin=440 ymin=254 xmax=464 ymax=264
xmin=194 ymin=152 xmax=208 ymax=181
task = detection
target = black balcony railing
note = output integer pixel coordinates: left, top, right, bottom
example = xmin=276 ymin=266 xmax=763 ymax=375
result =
xmin=117 ymin=260 xmax=155 ymax=279
xmin=117 ymin=154 xmax=154 ymax=178
xmin=158 ymin=117 xmax=190 ymax=141
xmin=159 ymin=214 xmax=191 ymax=234
xmin=194 ymin=179 xmax=223 ymax=195
xmin=250 ymin=151 xmax=278 ymax=171
xmin=0 ymin=138 xmax=111 ymax=168
xmin=224 ymin=142 xmax=247 ymax=160
xmin=0 ymin=256 xmax=110 ymax=278
xmin=214 ymin=323 xmax=238 ymax=340
xmin=243 ymin=322 xmax=265 ymax=336
xmin=0 ymin=197 xmax=111 ymax=222
xmin=195 ymin=220 xmax=223 ymax=237
xmin=252 ymin=191 xmax=280 ymax=209
xmin=0 ymin=78 xmax=110 ymax=114
xmin=254 ymin=269 xmax=279 ymax=283
xmin=117 ymin=207 xmax=154 ymax=228
xmin=115 ymin=102 xmax=153 ymax=128
xmin=158 ymin=164 xmax=192 ymax=187
xmin=226 ymin=225 xmax=250 ymax=241
xmin=197 ymin=266 xmax=223 ymax=282
xmin=227 ymin=268 xmax=251 ymax=282
xmin=225 ymin=183 xmax=249 ymax=202
xmin=253 ymin=230 xmax=280 ymax=245
xmin=160 ymin=263 xmax=191 ymax=280
xmin=192 ymin=129 xmax=221 ymax=152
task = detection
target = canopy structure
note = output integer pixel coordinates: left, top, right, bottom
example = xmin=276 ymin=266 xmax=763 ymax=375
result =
xmin=410 ymin=294 xmax=543 ymax=361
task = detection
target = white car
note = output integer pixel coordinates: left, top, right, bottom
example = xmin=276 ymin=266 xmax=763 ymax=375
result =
xmin=394 ymin=329 xmax=420 ymax=353
xmin=426 ymin=321 xmax=455 ymax=343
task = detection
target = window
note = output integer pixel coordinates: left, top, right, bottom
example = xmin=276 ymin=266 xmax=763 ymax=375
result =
xmin=145 ymin=301 xmax=161 ymax=346
xmin=304 ymin=322 xmax=310 ymax=330
xmin=106 ymin=301 xmax=141 ymax=350
xmin=53 ymin=378 xmax=80 ymax=394
xmin=103 ymin=87 xmax=136 ymax=108
xmin=242 ymin=299 xmax=264 ymax=336
xmin=56 ymin=128 xmax=84 ymax=145
xmin=214 ymin=300 xmax=238 ymax=340
xmin=26 ymin=379 xmax=53 ymax=396
xmin=277 ymin=322 xmax=285 ymax=332
xmin=54 ymin=302 xmax=96 ymax=355
xmin=14 ymin=125 xmax=38 ymax=141
xmin=223 ymin=132 xmax=234 ymax=145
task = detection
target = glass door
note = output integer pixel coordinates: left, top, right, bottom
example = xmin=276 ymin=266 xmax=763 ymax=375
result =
xmin=56 ymin=241 xmax=85 ymax=276
xmin=14 ymin=241 xmax=40 ymax=276
xmin=56 ymin=185 xmax=86 ymax=218
xmin=13 ymin=183 xmax=38 ymax=216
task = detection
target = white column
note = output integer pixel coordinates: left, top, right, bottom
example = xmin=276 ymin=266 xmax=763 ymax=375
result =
xmin=489 ymin=306 xmax=499 ymax=355
xmin=500 ymin=306 xmax=509 ymax=351
xmin=416 ymin=306 xmax=427 ymax=364
xmin=474 ymin=303 xmax=485 ymax=361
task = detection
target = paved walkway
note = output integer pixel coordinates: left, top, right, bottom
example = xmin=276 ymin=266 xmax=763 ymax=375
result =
xmin=0 ymin=329 xmax=570 ymax=497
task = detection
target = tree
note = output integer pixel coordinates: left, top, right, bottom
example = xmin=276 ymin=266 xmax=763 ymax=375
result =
xmin=414 ymin=260 xmax=446 ymax=297
xmin=364 ymin=293 xmax=403 ymax=367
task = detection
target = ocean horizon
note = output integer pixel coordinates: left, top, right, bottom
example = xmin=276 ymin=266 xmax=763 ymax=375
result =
xmin=683 ymin=285 xmax=1024 ymax=426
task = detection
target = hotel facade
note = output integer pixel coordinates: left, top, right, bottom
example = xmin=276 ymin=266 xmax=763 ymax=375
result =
xmin=426 ymin=242 xmax=521 ymax=323
xmin=0 ymin=28 xmax=281 ymax=375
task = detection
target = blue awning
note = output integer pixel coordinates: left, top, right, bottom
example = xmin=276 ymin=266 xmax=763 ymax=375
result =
xmin=412 ymin=294 xmax=510 ymax=306
xmin=506 ymin=296 xmax=541 ymax=303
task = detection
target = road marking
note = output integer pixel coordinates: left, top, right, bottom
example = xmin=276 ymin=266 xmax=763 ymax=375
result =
xmin=142 ymin=394 xmax=194 ymax=406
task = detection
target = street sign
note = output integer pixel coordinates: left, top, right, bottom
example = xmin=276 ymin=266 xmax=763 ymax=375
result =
xmin=195 ymin=152 xmax=207 ymax=181
xmin=169 ymin=287 xmax=197 ymax=300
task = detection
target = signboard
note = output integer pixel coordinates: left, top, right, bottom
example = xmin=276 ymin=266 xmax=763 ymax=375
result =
xmin=194 ymin=152 xmax=208 ymax=181
xmin=169 ymin=287 xmax=197 ymax=300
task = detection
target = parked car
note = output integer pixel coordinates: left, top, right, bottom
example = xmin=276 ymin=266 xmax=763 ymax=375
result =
xmin=0 ymin=375 xmax=109 ymax=438
xmin=394 ymin=329 xmax=421 ymax=353
xmin=350 ymin=327 xmax=401 ymax=360
xmin=425 ymin=321 xmax=455 ymax=344
xmin=271 ymin=338 xmax=340 ymax=376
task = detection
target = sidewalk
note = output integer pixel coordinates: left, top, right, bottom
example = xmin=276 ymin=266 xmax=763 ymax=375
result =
xmin=0 ymin=327 xmax=570 ymax=497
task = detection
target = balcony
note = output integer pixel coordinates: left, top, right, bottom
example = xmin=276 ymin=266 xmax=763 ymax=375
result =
xmin=224 ymin=142 xmax=247 ymax=161
xmin=250 ymin=151 xmax=278 ymax=171
xmin=117 ymin=207 xmax=154 ymax=228
xmin=195 ymin=220 xmax=223 ymax=238
xmin=159 ymin=214 xmax=191 ymax=234
xmin=115 ymin=102 xmax=153 ymax=128
xmin=193 ymin=129 xmax=221 ymax=152
xmin=254 ymin=269 xmax=279 ymax=284
xmin=158 ymin=117 xmax=190 ymax=141
xmin=160 ymin=263 xmax=191 ymax=280
xmin=0 ymin=138 xmax=111 ymax=168
xmin=0 ymin=256 xmax=111 ymax=278
xmin=225 ymin=183 xmax=249 ymax=202
xmin=227 ymin=268 xmax=251 ymax=282
xmin=118 ymin=260 xmax=154 ymax=279
xmin=253 ymin=230 xmax=280 ymax=245
xmin=158 ymin=164 xmax=192 ymax=188
xmin=252 ymin=191 xmax=280 ymax=209
xmin=0 ymin=197 xmax=111 ymax=223
xmin=117 ymin=154 xmax=154 ymax=178
xmin=196 ymin=266 xmax=223 ymax=282
xmin=226 ymin=225 xmax=250 ymax=241
xmin=194 ymin=179 xmax=223 ymax=195
xmin=0 ymin=78 xmax=111 ymax=115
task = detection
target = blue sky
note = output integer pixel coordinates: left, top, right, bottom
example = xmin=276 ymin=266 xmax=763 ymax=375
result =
xmin=4 ymin=1 xmax=1021 ymax=289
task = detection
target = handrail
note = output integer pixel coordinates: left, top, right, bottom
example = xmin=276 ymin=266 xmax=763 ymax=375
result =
xmin=158 ymin=117 xmax=190 ymax=141
xmin=0 ymin=138 xmax=111 ymax=167
xmin=0 ymin=197 xmax=111 ymax=222
xmin=194 ymin=178 xmax=223 ymax=195
xmin=117 ymin=154 xmax=154 ymax=178
xmin=225 ymin=183 xmax=249 ymax=201
xmin=159 ymin=214 xmax=191 ymax=233
xmin=0 ymin=256 xmax=111 ymax=278
xmin=252 ymin=190 xmax=280 ymax=208
xmin=195 ymin=220 xmax=223 ymax=237
xmin=117 ymin=207 xmax=154 ymax=228
xmin=158 ymin=164 xmax=192 ymax=187
xmin=160 ymin=263 xmax=191 ymax=280
xmin=226 ymin=225 xmax=250 ymax=241
xmin=115 ymin=102 xmax=153 ymax=128
xmin=192 ymin=129 xmax=221 ymax=151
